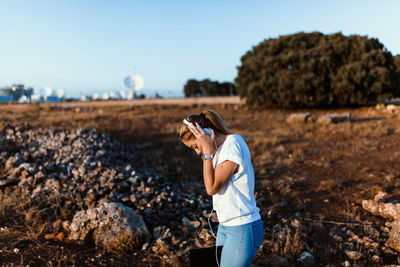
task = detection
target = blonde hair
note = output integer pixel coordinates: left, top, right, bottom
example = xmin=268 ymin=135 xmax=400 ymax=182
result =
xmin=179 ymin=110 xmax=231 ymax=142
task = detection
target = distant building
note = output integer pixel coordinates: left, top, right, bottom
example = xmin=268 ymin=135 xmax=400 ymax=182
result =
xmin=0 ymin=84 xmax=34 ymax=102
xmin=46 ymin=96 xmax=60 ymax=102
xmin=0 ymin=95 xmax=13 ymax=102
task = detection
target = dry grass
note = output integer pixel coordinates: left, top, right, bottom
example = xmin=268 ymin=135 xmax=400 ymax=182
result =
xmin=0 ymin=189 xmax=31 ymax=225
xmin=2 ymin=99 xmax=400 ymax=265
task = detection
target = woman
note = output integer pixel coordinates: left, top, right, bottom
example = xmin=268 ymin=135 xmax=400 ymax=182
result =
xmin=180 ymin=110 xmax=263 ymax=267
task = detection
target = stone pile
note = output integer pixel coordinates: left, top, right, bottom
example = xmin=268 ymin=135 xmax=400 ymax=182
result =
xmin=326 ymin=222 xmax=388 ymax=264
xmin=259 ymin=216 xmax=389 ymax=266
xmin=0 ymin=124 xmax=215 ymax=258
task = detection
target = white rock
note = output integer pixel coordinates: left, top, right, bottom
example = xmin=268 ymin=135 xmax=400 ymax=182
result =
xmin=286 ymin=113 xmax=311 ymax=124
xmin=362 ymin=199 xmax=400 ymax=220
xmin=68 ymin=202 xmax=150 ymax=252
xmin=385 ymin=220 xmax=400 ymax=252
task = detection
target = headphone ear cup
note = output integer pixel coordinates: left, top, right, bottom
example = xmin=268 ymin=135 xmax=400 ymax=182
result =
xmin=203 ymin=128 xmax=211 ymax=135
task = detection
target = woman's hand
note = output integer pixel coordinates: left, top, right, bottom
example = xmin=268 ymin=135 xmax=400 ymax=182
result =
xmin=187 ymin=121 xmax=237 ymax=195
xmin=187 ymin=122 xmax=215 ymax=154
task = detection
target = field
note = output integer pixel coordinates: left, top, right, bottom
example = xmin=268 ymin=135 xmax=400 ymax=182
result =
xmin=1 ymin=96 xmax=400 ymax=266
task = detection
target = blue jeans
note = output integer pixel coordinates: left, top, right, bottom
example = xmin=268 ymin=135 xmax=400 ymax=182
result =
xmin=216 ymin=219 xmax=263 ymax=267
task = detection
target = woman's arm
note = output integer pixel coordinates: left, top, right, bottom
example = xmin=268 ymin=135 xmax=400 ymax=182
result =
xmin=186 ymin=121 xmax=238 ymax=195
xmin=203 ymin=159 xmax=238 ymax=195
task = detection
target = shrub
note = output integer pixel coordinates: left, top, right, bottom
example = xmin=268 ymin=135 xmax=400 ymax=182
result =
xmin=183 ymin=79 xmax=237 ymax=97
xmin=235 ymin=32 xmax=400 ymax=109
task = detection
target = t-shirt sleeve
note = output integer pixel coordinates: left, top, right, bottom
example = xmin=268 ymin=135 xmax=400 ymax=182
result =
xmin=217 ymin=136 xmax=242 ymax=167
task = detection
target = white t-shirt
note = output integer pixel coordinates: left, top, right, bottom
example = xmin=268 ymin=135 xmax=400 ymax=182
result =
xmin=212 ymin=134 xmax=261 ymax=226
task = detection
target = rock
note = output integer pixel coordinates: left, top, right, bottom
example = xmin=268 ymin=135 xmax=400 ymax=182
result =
xmin=375 ymin=103 xmax=385 ymax=110
xmin=386 ymin=104 xmax=400 ymax=112
xmin=317 ymin=113 xmax=351 ymax=125
xmin=362 ymin=199 xmax=400 ymax=220
xmin=286 ymin=113 xmax=312 ymax=124
xmin=62 ymin=221 xmax=71 ymax=232
xmin=345 ymin=250 xmax=362 ymax=260
xmin=382 ymin=226 xmax=391 ymax=233
xmin=329 ymin=233 xmax=343 ymax=242
xmin=386 ymin=220 xmax=400 ymax=252
xmin=374 ymin=191 xmax=388 ymax=201
xmin=386 ymin=104 xmax=397 ymax=110
xmin=68 ymin=202 xmax=151 ymax=252
xmin=291 ymin=218 xmax=301 ymax=228
xmin=382 ymin=246 xmax=397 ymax=255
xmin=371 ymin=255 xmax=382 ymax=263
xmin=371 ymin=242 xmax=380 ymax=248
xmin=386 ymin=221 xmax=394 ymax=227
xmin=297 ymin=251 xmax=315 ymax=266
xmin=4 ymin=157 xmax=17 ymax=171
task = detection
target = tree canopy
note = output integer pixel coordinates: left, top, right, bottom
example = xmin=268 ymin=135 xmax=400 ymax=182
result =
xmin=235 ymin=32 xmax=400 ymax=109
xmin=183 ymin=79 xmax=237 ymax=97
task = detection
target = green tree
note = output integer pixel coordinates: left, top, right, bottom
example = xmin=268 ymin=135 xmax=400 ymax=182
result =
xmin=235 ymin=32 xmax=400 ymax=109
xmin=183 ymin=79 xmax=237 ymax=97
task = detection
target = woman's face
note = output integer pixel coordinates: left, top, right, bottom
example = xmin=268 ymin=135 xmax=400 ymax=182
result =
xmin=183 ymin=138 xmax=202 ymax=156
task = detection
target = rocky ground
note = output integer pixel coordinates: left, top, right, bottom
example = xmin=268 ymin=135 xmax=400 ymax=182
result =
xmin=2 ymin=98 xmax=400 ymax=266
xmin=0 ymin=125 xmax=218 ymax=266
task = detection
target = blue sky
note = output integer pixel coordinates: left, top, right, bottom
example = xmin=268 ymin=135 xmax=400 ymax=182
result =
xmin=0 ymin=0 xmax=399 ymax=98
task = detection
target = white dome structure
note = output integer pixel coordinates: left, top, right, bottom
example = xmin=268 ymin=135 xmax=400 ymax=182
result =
xmin=44 ymin=86 xmax=53 ymax=97
xmin=102 ymin=92 xmax=110 ymax=100
xmin=55 ymin=88 xmax=65 ymax=99
xmin=124 ymin=75 xmax=144 ymax=90
xmin=118 ymin=90 xmax=127 ymax=99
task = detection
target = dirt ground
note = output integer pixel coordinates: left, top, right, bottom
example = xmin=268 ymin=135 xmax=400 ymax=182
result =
xmin=1 ymin=97 xmax=400 ymax=266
